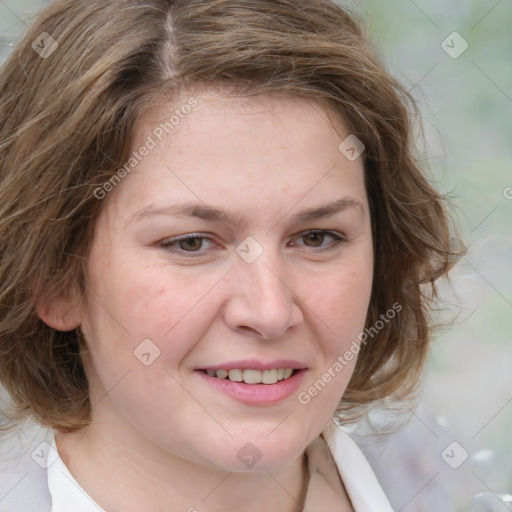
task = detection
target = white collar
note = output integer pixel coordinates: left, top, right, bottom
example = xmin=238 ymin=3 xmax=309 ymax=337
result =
xmin=47 ymin=435 xmax=104 ymax=512
xmin=323 ymin=423 xmax=394 ymax=511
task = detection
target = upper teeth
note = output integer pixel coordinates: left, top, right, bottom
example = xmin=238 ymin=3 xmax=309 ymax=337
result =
xmin=206 ymin=368 xmax=294 ymax=384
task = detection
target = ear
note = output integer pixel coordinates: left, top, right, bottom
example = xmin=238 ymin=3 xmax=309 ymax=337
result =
xmin=36 ymin=294 xmax=82 ymax=332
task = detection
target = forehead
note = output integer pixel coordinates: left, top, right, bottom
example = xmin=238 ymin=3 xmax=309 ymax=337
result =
xmin=106 ymin=91 xmax=368 ymax=226
xmin=135 ymin=90 xmax=348 ymax=152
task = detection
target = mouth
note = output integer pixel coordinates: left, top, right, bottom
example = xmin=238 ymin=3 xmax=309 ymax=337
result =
xmin=195 ymin=360 xmax=307 ymax=405
xmin=200 ymin=368 xmax=298 ymax=384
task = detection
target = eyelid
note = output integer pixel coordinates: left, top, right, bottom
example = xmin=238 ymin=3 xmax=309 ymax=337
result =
xmin=162 ymin=232 xmax=210 ymax=243
xmin=293 ymin=229 xmax=346 ymax=241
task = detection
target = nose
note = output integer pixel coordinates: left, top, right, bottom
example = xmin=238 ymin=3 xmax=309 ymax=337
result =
xmin=223 ymin=250 xmax=304 ymax=339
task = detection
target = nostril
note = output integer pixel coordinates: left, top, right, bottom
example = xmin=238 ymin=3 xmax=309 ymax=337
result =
xmin=238 ymin=325 xmax=269 ymax=338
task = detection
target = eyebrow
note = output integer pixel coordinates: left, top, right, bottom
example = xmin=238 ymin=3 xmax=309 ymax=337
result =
xmin=129 ymin=197 xmax=364 ymax=228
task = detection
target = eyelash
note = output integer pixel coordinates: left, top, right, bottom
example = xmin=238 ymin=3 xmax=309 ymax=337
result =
xmin=158 ymin=230 xmax=346 ymax=256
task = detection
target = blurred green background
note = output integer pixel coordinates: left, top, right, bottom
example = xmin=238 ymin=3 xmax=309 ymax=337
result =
xmin=1 ymin=1 xmax=511 ymax=510
xmin=358 ymin=2 xmax=512 ymax=510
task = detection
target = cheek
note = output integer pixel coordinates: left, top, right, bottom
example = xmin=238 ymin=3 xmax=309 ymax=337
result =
xmin=298 ymin=260 xmax=372 ymax=407
xmin=82 ymin=254 xmax=224 ymax=367
xmin=310 ymin=264 xmax=373 ymax=340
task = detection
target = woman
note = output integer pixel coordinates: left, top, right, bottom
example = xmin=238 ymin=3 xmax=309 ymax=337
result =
xmin=0 ymin=1 xmax=460 ymax=510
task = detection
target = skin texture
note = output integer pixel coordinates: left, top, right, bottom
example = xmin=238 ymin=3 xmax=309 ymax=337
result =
xmin=45 ymin=92 xmax=374 ymax=512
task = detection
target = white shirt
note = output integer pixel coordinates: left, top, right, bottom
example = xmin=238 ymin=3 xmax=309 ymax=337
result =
xmin=47 ymin=434 xmax=104 ymax=512
xmin=46 ymin=422 xmax=393 ymax=512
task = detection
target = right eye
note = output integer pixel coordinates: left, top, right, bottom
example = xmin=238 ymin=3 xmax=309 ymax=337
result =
xmin=158 ymin=233 xmax=218 ymax=255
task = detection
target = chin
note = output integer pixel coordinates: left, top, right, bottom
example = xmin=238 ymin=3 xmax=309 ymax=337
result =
xmin=203 ymin=432 xmax=307 ymax=473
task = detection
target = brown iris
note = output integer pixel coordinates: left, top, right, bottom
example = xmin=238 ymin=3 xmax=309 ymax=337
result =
xmin=178 ymin=237 xmax=204 ymax=251
xmin=301 ymin=232 xmax=326 ymax=247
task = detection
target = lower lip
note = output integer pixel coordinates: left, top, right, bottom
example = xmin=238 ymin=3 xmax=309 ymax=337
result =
xmin=197 ymin=370 xmax=307 ymax=406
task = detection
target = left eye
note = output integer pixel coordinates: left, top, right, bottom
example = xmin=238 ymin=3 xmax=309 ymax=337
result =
xmin=293 ymin=230 xmax=345 ymax=250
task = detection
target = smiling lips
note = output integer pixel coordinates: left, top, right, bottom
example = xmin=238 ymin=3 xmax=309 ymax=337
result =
xmin=198 ymin=362 xmax=307 ymax=405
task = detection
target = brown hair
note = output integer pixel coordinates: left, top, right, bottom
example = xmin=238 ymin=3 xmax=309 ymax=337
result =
xmin=0 ymin=0 xmax=461 ymax=432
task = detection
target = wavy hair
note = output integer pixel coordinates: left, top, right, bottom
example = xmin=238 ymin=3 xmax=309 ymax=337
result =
xmin=0 ymin=0 xmax=461 ymax=431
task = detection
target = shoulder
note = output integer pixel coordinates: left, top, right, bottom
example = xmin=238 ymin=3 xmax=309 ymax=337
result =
xmin=322 ymin=421 xmax=394 ymax=512
xmin=0 ymin=420 xmax=53 ymax=512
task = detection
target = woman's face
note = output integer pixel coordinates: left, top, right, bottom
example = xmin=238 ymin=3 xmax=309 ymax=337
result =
xmin=78 ymin=92 xmax=373 ymax=472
